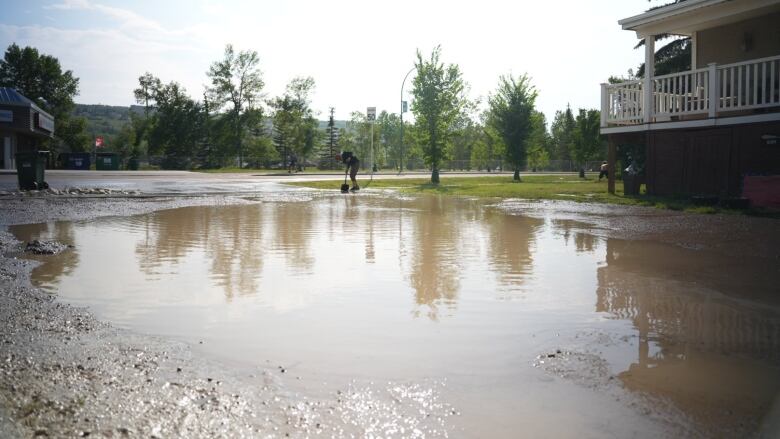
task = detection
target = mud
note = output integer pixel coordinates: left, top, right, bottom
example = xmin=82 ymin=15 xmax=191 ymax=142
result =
xmin=1 ymin=191 xmax=779 ymax=438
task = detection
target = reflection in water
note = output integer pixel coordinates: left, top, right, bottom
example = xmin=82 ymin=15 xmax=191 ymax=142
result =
xmin=9 ymin=194 xmax=780 ymax=436
xmin=553 ymin=219 xmax=600 ymax=253
xmin=406 ymin=197 xmax=474 ymax=320
xmin=12 ymin=221 xmax=79 ymax=288
xmin=597 ymin=238 xmax=780 ymax=431
xmin=483 ymin=209 xmax=542 ymax=295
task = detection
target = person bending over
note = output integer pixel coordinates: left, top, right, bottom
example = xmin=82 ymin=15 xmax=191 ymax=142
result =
xmin=338 ymin=151 xmax=360 ymax=191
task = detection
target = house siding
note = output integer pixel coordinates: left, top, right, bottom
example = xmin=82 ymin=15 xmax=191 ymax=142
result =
xmin=696 ymin=11 xmax=780 ymax=67
xmin=633 ymin=120 xmax=780 ymax=198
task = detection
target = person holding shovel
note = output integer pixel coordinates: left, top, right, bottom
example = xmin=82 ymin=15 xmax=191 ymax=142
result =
xmin=337 ymin=151 xmax=360 ymax=192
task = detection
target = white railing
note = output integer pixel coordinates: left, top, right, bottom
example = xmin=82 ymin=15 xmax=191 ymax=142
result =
xmin=603 ymin=80 xmax=643 ymax=125
xmin=601 ymin=54 xmax=780 ymax=128
xmin=653 ymin=67 xmax=710 ymax=117
xmin=718 ymin=55 xmax=780 ymax=111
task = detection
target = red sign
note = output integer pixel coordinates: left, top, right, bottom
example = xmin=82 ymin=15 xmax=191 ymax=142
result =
xmin=95 ymin=136 xmax=104 ymax=148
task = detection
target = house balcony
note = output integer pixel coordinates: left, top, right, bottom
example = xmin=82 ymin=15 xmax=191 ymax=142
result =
xmin=600 ymin=54 xmax=780 ymax=134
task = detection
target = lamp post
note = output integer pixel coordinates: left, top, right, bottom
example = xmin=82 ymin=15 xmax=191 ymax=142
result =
xmin=400 ymin=66 xmax=415 ymax=173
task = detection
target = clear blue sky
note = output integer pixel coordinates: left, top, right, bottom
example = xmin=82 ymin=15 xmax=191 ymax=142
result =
xmin=1 ymin=0 xmax=662 ymax=123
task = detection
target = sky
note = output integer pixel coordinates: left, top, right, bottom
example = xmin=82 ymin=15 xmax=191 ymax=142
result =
xmin=0 ymin=0 xmax=660 ymax=124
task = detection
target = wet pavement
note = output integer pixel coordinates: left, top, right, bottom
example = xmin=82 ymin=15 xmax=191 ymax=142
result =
xmin=8 ymin=188 xmax=780 ymax=438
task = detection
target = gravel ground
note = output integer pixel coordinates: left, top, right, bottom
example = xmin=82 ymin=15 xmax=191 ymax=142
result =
xmin=1 ymin=191 xmax=778 ymax=438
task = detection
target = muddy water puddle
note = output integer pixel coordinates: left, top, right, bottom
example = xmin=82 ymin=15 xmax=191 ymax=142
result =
xmin=10 ymin=193 xmax=780 ymax=437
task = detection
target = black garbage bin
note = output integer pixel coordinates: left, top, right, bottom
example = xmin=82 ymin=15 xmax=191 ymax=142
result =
xmin=622 ymin=174 xmax=643 ymax=195
xmin=15 ymin=151 xmax=49 ymax=190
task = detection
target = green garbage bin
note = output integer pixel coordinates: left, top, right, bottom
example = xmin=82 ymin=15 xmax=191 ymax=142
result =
xmin=96 ymin=152 xmax=120 ymax=170
xmin=127 ymin=157 xmax=139 ymax=170
xmin=15 ymin=151 xmax=49 ymax=190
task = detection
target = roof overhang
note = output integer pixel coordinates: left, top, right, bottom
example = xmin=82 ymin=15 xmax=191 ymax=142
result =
xmin=619 ymin=0 xmax=780 ymax=38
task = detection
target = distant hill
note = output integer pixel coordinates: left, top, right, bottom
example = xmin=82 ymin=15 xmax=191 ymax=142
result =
xmin=72 ymin=104 xmax=145 ymax=140
xmin=73 ymin=103 xmax=348 ymax=141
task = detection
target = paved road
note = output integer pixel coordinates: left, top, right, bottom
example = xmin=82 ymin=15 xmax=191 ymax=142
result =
xmin=0 ymin=170 xmax=569 ymax=195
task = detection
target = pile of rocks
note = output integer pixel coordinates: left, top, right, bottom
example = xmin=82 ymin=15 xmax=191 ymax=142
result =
xmin=24 ymin=240 xmax=72 ymax=255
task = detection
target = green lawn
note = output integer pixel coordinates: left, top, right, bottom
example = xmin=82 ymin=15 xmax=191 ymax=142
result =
xmin=289 ymin=174 xmax=771 ymax=216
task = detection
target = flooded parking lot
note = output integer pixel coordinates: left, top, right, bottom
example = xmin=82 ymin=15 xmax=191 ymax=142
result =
xmin=10 ymin=191 xmax=780 ymax=437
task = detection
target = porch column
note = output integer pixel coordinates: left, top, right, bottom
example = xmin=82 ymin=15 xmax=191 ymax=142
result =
xmin=708 ymin=63 xmax=719 ymax=118
xmin=643 ymin=35 xmax=655 ymax=123
xmin=607 ymin=135 xmax=616 ymax=195
xmin=600 ymin=83 xmax=608 ymax=128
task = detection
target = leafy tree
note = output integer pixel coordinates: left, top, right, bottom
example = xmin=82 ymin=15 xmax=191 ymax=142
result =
xmin=486 ymin=74 xmax=537 ymax=181
xmin=571 ymin=109 xmax=604 ymax=176
xmin=411 ymin=46 xmax=466 ymax=183
xmin=134 ymin=72 xmax=161 ymax=116
xmin=0 ymin=43 xmax=88 ymax=152
xmin=206 ymin=44 xmax=265 ymax=168
xmin=112 ymin=123 xmax=137 ymax=162
xmin=268 ymin=77 xmax=318 ymax=169
xmin=345 ymin=111 xmax=377 ymax=167
xmin=550 ymin=105 xmax=576 ymax=165
xmin=147 ymin=81 xmax=205 ymax=169
xmin=526 ymin=111 xmax=550 ymax=171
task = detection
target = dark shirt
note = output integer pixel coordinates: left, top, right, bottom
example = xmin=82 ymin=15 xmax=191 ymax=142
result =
xmin=343 ymin=155 xmax=359 ymax=168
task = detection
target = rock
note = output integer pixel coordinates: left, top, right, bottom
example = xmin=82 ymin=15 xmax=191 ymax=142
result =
xmin=25 ymin=240 xmax=71 ymax=255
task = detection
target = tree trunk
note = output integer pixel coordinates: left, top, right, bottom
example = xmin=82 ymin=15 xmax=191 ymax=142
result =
xmin=513 ymin=169 xmax=521 ymax=181
xmin=431 ymin=168 xmax=440 ymax=184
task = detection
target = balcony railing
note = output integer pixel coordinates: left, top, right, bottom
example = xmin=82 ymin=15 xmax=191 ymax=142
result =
xmin=601 ymin=54 xmax=780 ymax=128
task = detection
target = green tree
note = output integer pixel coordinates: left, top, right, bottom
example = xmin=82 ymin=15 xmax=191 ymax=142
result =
xmin=113 ymin=123 xmax=137 ymax=162
xmin=571 ymin=109 xmax=604 ymax=176
xmin=411 ymin=46 xmax=466 ymax=183
xmin=147 ymin=81 xmax=205 ymax=169
xmin=487 ymin=73 xmax=537 ymax=181
xmin=268 ymin=77 xmax=318 ymax=169
xmin=550 ymin=105 xmax=576 ymax=165
xmin=377 ymin=111 xmax=404 ymax=169
xmin=318 ymin=107 xmax=340 ymax=169
xmin=206 ymin=44 xmax=265 ymax=168
xmin=526 ymin=111 xmax=550 ymax=171
xmin=0 ymin=43 xmax=88 ymax=152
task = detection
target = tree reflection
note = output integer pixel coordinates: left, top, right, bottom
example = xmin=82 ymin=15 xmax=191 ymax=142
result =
xmin=596 ymin=238 xmax=780 ymax=431
xmin=406 ymin=196 xmax=465 ymax=320
xmin=134 ymin=205 xmax=266 ymax=300
xmin=483 ymin=209 xmax=542 ymax=296
xmin=269 ymin=201 xmax=315 ymax=274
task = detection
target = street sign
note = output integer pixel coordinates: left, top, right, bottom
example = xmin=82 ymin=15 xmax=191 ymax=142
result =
xmin=367 ymin=107 xmax=376 ymax=121
xmin=402 ymin=101 xmax=408 ymax=113
xmin=95 ymin=136 xmax=104 ymax=148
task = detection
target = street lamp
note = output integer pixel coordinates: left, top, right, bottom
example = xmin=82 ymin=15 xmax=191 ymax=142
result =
xmin=400 ymin=66 xmax=415 ymax=173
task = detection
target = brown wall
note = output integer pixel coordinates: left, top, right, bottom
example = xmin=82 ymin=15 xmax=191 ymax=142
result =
xmin=635 ymin=120 xmax=780 ymax=197
xmin=696 ymin=12 xmax=780 ymax=67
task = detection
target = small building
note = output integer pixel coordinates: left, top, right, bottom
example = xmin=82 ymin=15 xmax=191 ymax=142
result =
xmin=601 ymin=0 xmax=780 ymax=206
xmin=0 ymin=87 xmax=55 ymax=170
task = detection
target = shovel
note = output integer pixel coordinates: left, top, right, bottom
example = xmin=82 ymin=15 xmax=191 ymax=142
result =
xmin=340 ymin=171 xmax=350 ymax=193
